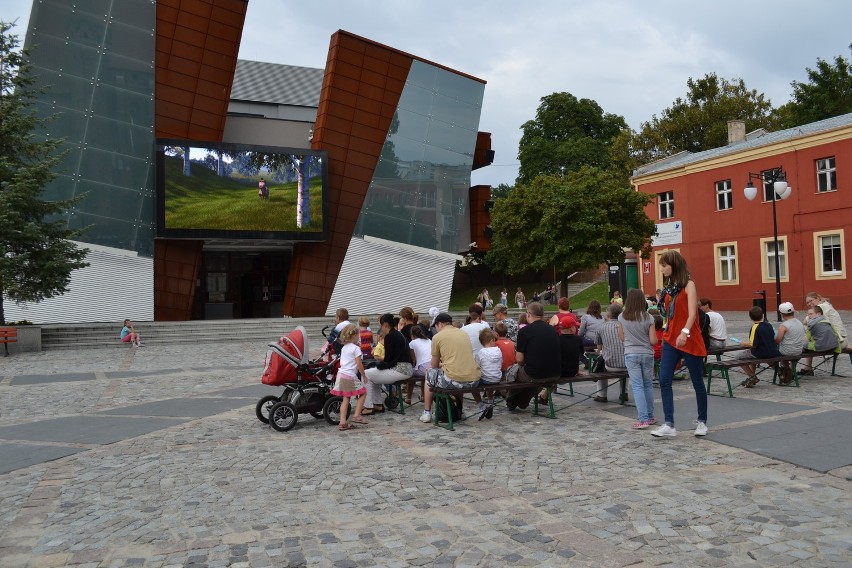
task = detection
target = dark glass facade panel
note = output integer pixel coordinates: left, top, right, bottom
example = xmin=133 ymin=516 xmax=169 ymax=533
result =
xmin=355 ymin=60 xmax=484 ymax=254
xmin=25 ymin=0 xmax=156 ymax=256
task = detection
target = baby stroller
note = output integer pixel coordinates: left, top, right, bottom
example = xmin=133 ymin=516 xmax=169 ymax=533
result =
xmin=255 ymin=325 xmax=343 ymax=432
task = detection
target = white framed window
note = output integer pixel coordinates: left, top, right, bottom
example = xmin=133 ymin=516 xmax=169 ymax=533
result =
xmin=658 ymin=191 xmax=674 ymax=219
xmin=761 ymin=168 xmax=782 ymax=202
xmin=759 ymin=236 xmax=789 ymax=283
xmin=813 ymin=229 xmax=845 ymax=279
xmin=816 ymin=157 xmax=836 ymax=193
xmin=715 ymin=179 xmax=732 ymax=210
xmin=714 ymin=242 xmax=738 ymax=285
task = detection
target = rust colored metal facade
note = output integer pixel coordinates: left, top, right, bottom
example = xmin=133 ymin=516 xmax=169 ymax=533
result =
xmin=283 ymin=31 xmax=413 ymax=317
xmin=153 ymin=0 xmax=247 ymax=320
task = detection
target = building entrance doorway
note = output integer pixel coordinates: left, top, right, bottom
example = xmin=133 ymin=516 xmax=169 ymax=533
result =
xmin=195 ymin=250 xmax=290 ymax=319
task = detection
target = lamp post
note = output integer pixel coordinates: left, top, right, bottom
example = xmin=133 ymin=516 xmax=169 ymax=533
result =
xmin=744 ymin=168 xmax=792 ymax=322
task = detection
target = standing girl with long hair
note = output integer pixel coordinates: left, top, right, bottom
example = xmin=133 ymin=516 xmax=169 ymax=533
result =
xmin=618 ymin=289 xmax=658 ymax=429
xmin=330 ymin=324 xmax=369 ymax=430
xmin=652 ymin=251 xmax=708 ymax=438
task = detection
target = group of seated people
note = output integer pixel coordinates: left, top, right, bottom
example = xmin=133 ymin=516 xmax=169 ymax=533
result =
xmin=327 ymin=299 xmax=589 ymax=425
xmin=734 ymin=292 xmax=847 ymax=386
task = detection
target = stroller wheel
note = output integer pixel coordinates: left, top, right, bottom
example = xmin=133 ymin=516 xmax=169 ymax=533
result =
xmin=323 ymin=396 xmax=343 ymax=425
xmin=255 ymin=395 xmax=280 ymax=424
xmin=269 ymin=401 xmax=298 ymax=432
xmin=385 ymin=391 xmax=400 ymax=411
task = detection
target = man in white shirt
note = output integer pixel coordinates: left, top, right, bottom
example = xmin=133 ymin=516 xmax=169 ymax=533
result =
xmin=699 ymin=298 xmax=727 ymax=350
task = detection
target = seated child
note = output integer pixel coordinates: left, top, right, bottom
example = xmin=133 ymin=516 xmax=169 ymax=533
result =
xmin=803 ymin=305 xmax=840 ymax=354
xmin=735 ymin=306 xmax=779 ymax=387
xmin=358 ymin=316 xmax=374 ymax=359
xmin=407 ymin=325 xmax=432 ymax=404
xmin=373 ymin=330 xmax=386 ymax=361
xmin=775 ymin=302 xmax=804 ymax=384
xmin=474 ymin=328 xmax=503 ymax=417
xmin=119 ymin=319 xmax=142 ymax=347
xmin=494 ymin=322 xmax=516 ymax=375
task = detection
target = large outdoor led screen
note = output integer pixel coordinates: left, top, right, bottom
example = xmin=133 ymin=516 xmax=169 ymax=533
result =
xmin=155 ymin=140 xmax=328 ymax=241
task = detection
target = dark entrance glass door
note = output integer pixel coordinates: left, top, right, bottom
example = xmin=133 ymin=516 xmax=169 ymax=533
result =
xmin=195 ymin=251 xmax=290 ymax=319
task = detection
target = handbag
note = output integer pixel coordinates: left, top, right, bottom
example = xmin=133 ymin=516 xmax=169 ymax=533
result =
xmin=590 ymin=355 xmax=606 ymax=373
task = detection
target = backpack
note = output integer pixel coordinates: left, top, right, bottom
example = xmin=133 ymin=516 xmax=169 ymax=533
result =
xmin=435 ymin=396 xmax=463 ymax=423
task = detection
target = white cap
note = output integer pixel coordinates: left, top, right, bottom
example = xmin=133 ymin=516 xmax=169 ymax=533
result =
xmin=778 ymin=302 xmax=795 ymax=314
xmin=428 ymin=306 xmax=440 ymax=325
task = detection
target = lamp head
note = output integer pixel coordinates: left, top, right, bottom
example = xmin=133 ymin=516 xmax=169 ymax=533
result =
xmin=744 ymin=180 xmax=757 ymax=201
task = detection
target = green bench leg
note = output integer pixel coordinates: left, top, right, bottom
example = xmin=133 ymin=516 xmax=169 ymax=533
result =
xmin=432 ymin=392 xmax=455 ymax=431
xmin=532 ymin=386 xmax=556 ymax=419
xmin=619 ymin=378 xmax=628 ymax=404
xmin=387 ymin=382 xmax=406 ymax=415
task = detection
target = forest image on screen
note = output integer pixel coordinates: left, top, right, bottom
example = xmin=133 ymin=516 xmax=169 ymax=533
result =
xmin=161 ymin=144 xmax=324 ymax=234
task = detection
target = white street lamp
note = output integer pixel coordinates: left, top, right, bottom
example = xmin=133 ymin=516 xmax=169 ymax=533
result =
xmin=744 ymin=168 xmax=792 ymax=321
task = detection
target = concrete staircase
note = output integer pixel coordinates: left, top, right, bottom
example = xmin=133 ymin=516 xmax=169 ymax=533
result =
xmin=39 ymin=318 xmax=334 ymax=351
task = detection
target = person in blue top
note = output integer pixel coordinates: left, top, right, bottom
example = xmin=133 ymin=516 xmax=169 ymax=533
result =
xmin=734 ymin=306 xmax=778 ymax=387
xmin=120 ymin=319 xmax=143 ymax=347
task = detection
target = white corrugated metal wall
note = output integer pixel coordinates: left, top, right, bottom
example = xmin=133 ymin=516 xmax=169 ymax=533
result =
xmin=326 ymin=236 xmax=460 ymax=316
xmin=4 ymin=242 xmax=154 ymax=324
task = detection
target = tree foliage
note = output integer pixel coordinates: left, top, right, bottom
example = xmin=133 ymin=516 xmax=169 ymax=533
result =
xmin=777 ymin=45 xmax=852 ymax=127
xmin=0 ymin=21 xmax=89 ymax=324
xmin=517 ymin=92 xmax=627 ymax=184
xmin=632 ymin=73 xmax=776 ymax=163
xmin=486 ymin=168 xmax=654 ymax=275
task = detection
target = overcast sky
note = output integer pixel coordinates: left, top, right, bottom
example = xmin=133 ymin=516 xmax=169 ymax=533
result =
xmin=6 ymin=0 xmax=851 ymax=187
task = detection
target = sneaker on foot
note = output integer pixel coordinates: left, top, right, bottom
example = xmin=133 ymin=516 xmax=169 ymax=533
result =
xmin=694 ymin=421 xmax=708 ymax=436
xmin=651 ymin=424 xmax=677 ymax=437
xmin=632 ymin=420 xmax=651 ymax=430
xmin=419 ymin=411 xmax=432 ymax=423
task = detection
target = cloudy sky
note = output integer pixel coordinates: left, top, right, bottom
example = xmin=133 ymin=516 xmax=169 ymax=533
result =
xmin=6 ymin=0 xmax=851 ymax=187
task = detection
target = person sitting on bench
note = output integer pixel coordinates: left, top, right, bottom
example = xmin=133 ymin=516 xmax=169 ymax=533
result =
xmin=800 ymin=305 xmax=841 ymax=376
xmin=419 ymin=313 xmax=481 ymax=423
xmin=506 ymin=302 xmax=561 ymax=410
xmin=775 ymin=302 xmax=804 ymax=384
xmin=735 ymin=306 xmax=779 ymax=387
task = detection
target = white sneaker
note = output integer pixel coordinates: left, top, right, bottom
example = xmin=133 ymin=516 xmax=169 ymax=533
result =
xmin=651 ymin=424 xmax=677 ymax=437
xmin=694 ymin=421 xmax=708 ymax=436
xmin=419 ymin=411 xmax=432 ymax=423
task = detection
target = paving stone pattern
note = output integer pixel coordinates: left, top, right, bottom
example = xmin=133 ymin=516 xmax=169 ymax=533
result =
xmin=0 ymin=312 xmax=850 ymax=567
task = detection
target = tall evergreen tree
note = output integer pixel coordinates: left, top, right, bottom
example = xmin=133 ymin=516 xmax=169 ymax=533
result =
xmin=0 ymin=21 xmax=89 ymax=325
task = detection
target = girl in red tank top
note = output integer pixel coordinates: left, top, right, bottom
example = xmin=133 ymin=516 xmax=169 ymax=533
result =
xmin=651 ymin=251 xmax=709 ymax=439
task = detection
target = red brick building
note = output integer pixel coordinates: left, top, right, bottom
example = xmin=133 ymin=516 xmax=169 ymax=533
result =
xmin=633 ymin=114 xmax=852 ymax=312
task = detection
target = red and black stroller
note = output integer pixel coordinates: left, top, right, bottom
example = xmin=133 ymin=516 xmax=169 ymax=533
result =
xmin=255 ymin=325 xmax=343 ymax=432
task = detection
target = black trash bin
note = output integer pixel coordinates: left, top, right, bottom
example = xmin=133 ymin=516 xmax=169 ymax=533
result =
xmin=752 ymin=291 xmax=767 ymax=320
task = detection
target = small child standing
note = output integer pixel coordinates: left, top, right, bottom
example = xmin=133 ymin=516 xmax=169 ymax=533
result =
xmin=408 ymin=325 xmax=432 ymax=405
xmin=331 ymin=324 xmax=368 ymax=431
xmin=618 ymin=289 xmax=658 ymax=429
xmin=652 ymin=314 xmax=664 ymax=363
xmin=475 ymin=328 xmax=503 ymax=418
xmin=358 ymin=316 xmax=374 ymax=359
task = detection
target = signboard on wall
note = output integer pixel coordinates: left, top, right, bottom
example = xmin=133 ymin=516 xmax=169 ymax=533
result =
xmin=644 ymin=261 xmax=651 ymax=274
xmin=653 ymin=221 xmax=683 ymax=246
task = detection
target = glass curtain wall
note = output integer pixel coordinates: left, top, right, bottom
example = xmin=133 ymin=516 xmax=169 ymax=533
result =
xmin=354 ymin=60 xmax=484 ymax=254
xmin=24 ymin=0 xmax=156 ymax=255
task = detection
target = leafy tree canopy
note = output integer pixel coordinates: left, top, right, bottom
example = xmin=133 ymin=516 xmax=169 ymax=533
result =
xmin=517 ymin=92 xmax=627 ymax=184
xmin=486 ymin=167 xmax=654 ymax=275
xmin=632 ymin=73 xmax=776 ymax=163
xmin=776 ymin=45 xmax=852 ymax=127
xmin=0 ymin=21 xmax=89 ymax=324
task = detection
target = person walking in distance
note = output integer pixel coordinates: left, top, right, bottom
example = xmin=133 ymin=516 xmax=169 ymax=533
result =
xmin=652 ymin=251 xmax=708 ymax=438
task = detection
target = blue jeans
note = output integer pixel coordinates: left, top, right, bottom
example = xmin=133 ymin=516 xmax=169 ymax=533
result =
xmin=625 ymin=353 xmax=655 ymax=422
xmin=659 ymin=342 xmax=708 ymax=427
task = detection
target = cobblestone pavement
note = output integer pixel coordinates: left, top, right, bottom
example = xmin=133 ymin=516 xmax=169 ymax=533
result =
xmin=0 ymin=313 xmax=851 ymax=567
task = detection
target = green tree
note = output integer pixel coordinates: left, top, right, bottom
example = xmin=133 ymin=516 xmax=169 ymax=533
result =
xmin=778 ymin=45 xmax=852 ymax=127
xmin=486 ymin=168 xmax=654 ymax=275
xmin=0 ymin=21 xmax=89 ymax=325
xmin=490 ymin=183 xmax=513 ymax=200
xmin=517 ymin=92 xmax=627 ymax=184
xmin=633 ymin=73 xmax=776 ymax=163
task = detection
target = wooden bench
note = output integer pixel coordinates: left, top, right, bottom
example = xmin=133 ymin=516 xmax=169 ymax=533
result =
xmin=805 ymin=346 xmax=852 ymax=376
xmin=705 ymin=354 xmax=803 ymax=397
xmin=1 ymin=326 xmax=18 ymax=357
xmin=430 ymin=371 xmax=629 ymax=431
